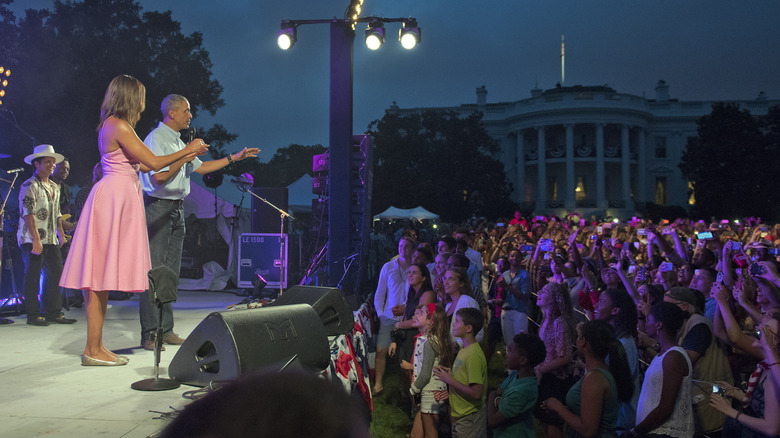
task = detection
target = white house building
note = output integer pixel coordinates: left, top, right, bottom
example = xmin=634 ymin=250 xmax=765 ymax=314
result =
xmin=386 ymin=81 xmax=778 ymax=218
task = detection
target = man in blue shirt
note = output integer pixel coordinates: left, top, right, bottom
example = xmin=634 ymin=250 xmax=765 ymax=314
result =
xmin=138 ymin=94 xmax=259 ymax=350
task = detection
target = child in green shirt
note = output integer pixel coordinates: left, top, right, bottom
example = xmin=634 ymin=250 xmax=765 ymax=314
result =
xmin=434 ymin=307 xmax=487 ymax=438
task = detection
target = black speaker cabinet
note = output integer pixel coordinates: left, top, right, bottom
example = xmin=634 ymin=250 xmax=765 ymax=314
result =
xmin=168 ymin=304 xmax=329 ymax=387
xmin=270 ymin=285 xmax=354 ymax=336
xmin=251 ymin=187 xmax=289 ymax=233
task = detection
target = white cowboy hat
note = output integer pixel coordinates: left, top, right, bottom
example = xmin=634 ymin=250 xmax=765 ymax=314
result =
xmin=24 ymin=144 xmax=64 ymax=165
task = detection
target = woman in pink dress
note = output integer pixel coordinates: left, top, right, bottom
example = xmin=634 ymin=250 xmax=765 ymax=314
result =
xmin=60 ymin=75 xmax=207 ymax=366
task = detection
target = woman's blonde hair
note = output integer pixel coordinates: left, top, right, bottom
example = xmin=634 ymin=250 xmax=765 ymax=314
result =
xmin=98 ymin=74 xmax=146 ymax=130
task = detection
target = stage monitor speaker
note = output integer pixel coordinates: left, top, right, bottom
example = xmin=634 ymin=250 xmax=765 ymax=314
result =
xmin=168 ymin=304 xmax=329 ymax=387
xmin=251 ymin=187 xmax=288 ymax=234
xmin=271 ymin=285 xmax=354 ymax=336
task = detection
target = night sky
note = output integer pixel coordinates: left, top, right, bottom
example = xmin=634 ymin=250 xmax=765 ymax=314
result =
xmin=9 ymin=0 xmax=780 ymax=161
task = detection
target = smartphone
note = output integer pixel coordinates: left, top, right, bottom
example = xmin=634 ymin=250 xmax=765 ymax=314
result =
xmin=712 ymin=385 xmax=727 ymax=396
xmin=749 ymin=264 xmax=765 ymax=276
xmin=521 ymin=245 xmax=534 ymax=252
xmin=697 ymin=231 xmax=713 ymax=240
xmin=750 ymin=329 xmax=762 ymax=340
xmin=716 ymin=272 xmax=724 ymax=283
xmin=590 ymin=235 xmax=598 ymax=240
xmin=659 ymin=262 xmax=674 ymax=272
xmin=597 ymin=226 xmax=603 ymax=234
xmin=535 ymin=216 xmax=546 ymax=221
xmin=637 ymin=228 xmax=647 ymax=235
xmin=496 ymin=223 xmax=504 ymax=227
xmin=628 ymin=265 xmax=636 ymax=274
xmin=636 ymin=266 xmax=646 ymax=281
xmin=769 ymin=248 xmax=780 ymax=256
xmin=730 ymin=241 xmax=742 ymax=251
xmin=733 ymin=253 xmax=748 ymax=268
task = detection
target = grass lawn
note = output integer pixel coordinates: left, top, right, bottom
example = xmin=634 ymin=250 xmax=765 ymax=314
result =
xmin=369 ymin=342 xmax=510 ymax=438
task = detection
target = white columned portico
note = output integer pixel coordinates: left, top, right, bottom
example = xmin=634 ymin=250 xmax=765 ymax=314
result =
xmin=502 ymin=134 xmax=518 ymax=202
xmin=595 ymin=123 xmax=606 ymax=209
xmin=637 ymin=128 xmax=646 ymax=203
xmin=565 ymin=124 xmax=575 ymax=209
xmin=516 ymin=130 xmax=525 ymax=203
xmin=621 ymin=125 xmax=633 ymax=210
xmin=536 ymin=126 xmax=546 ymax=211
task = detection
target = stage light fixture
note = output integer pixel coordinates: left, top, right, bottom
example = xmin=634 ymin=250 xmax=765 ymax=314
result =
xmin=365 ymin=21 xmax=385 ymax=50
xmin=277 ymin=23 xmax=297 ymax=50
xmin=347 ymin=0 xmax=364 ymax=22
xmin=399 ymin=19 xmax=420 ymax=49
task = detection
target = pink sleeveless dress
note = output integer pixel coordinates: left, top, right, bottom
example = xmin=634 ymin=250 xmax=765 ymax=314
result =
xmin=60 ymin=147 xmax=151 ymax=292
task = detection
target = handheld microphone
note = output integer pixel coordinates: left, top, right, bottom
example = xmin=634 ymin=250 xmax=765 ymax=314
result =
xmin=6 ymin=168 xmax=24 ymax=174
xmin=230 ymin=173 xmax=254 ymax=185
xmin=186 ymin=127 xmax=196 ymax=143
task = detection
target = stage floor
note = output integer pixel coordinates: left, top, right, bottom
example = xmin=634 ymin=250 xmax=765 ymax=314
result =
xmin=0 ymin=289 xmax=246 ymax=438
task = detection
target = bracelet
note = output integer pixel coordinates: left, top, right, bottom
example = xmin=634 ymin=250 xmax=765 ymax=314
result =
xmin=226 ymin=154 xmax=234 ymax=164
xmin=735 ymin=411 xmax=742 ymax=422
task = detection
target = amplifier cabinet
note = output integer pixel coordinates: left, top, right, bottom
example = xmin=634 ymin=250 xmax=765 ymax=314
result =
xmin=238 ymin=233 xmax=288 ymax=289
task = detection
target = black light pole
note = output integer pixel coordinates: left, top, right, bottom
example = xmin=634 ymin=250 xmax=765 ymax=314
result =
xmin=278 ymin=13 xmax=420 ymax=296
xmin=327 ymin=20 xmax=354 ymax=291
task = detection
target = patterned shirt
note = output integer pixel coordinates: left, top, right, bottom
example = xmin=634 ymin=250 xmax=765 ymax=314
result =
xmin=17 ymin=174 xmax=62 ymax=245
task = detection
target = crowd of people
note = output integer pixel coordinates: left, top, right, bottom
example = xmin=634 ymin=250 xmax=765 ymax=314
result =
xmin=371 ymin=214 xmax=780 ymax=437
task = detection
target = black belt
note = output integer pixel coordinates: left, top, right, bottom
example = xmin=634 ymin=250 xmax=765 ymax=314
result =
xmin=144 ymin=195 xmax=183 ymax=208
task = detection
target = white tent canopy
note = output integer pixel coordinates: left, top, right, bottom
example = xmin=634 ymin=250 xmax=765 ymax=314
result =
xmin=373 ymin=205 xmax=439 ymax=221
xmin=286 ymin=174 xmax=319 ymax=213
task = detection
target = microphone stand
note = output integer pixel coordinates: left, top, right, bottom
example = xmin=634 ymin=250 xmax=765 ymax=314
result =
xmin=235 ymin=182 xmax=293 ymax=297
xmin=0 ymin=171 xmax=22 ymax=322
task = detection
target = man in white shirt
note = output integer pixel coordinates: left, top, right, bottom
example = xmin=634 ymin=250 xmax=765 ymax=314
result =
xmin=372 ymin=236 xmax=414 ymax=394
xmin=138 ymin=94 xmax=259 ymax=350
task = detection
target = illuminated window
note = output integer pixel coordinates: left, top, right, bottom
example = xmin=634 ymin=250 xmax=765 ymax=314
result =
xmin=575 ymin=176 xmax=586 ymax=201
xmin=688 ymin=181 xmax=695 ymax=205
xmin=655 ymin=177 xmax=667 ymax=205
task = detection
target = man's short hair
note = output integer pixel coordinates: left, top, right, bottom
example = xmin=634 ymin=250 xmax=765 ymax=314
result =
xmin=414 ymin=245 xmax=434 ymax=264
xmin=161 ymin=94 xmax=188 ymax=117
xmin=454 ymin=227 xmax=471 ymax=237
xmin=438 ymin=236 xmax=456 ymax=252
xmin=513 ymin=333 xmax=546 ymax=367
xmin=650 ymin=301 xmax=685 ymax=334
xmin=456 ymin=307 xmax=483 ymax=334
xmin=448 ymin=253 xmax=470 ymax=269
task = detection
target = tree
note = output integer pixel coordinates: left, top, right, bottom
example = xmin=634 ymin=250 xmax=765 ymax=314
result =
xmin=0 ymin=0 xmax=234 ymax=186
xmin=679 ymin=102 xmax=780 ymax=220
xmin=368 ymin=110 xmax=515 ymax=222
xmin=250 ymin=143 xmax=327 ymax=187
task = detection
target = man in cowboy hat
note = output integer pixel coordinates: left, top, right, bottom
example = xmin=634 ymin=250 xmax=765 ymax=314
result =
xmin=17 ymin=144 xmax=76 ymax=325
